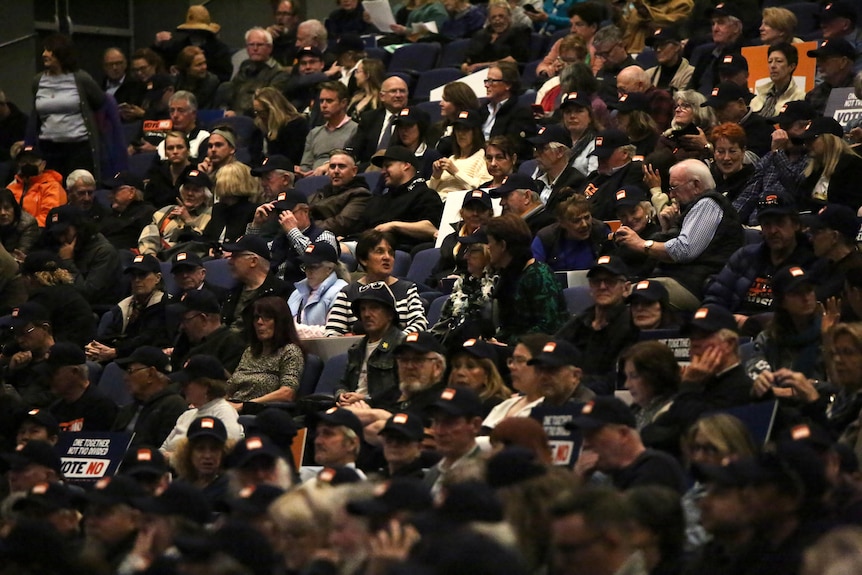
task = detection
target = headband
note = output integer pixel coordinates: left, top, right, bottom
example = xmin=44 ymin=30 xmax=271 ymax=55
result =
xmin=211 ymin=128 xmax=236 ymax=149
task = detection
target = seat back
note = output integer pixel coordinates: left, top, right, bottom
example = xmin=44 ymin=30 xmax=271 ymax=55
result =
xmin=427 ymin=294 xmax=449 ymax=326
xmin=389 ymin=43 xmax=442 ymax=74
xmin=128 ymin=152 xmax=157 ymax=179
xmin=210 ymin=115 xmax=256 ymax=148
xmin=98 ymin=361 xmax=134 ymax=407
xmin=316 ymin=352 xmax=349 ymax=395
xmin=203 ymin=258 xmax=237 ymax=290
xmin=415 ymin=100 xmax=443 ymax=123
xmin=406 ymin=248 xmax=441 ymax=286
xmin=521 ymin=60 xmax=543 ymax=90
xmin=439 ymin=39 xmax=471 ymax=68
xmin=529 ymin=34 xmax=547 ymax=61
xmin=393 ymin=250 xmax=412 ymax=278
xmin=562 ymin=286 xmax=593 ymax=314
xmin=298 ymin=354 xmax=324 ymax=397
xmin=160 ymin=261 xmax=178 ymax=295
xmin=518 ymin=158 xmax=538 ymax=176
xmin=295 ymin=175 xmax=330 ymax=199
xmin=413 ymin=68 xmax=465 ymax=102
xmin=785 ymin=2 xmax=825 ymax=36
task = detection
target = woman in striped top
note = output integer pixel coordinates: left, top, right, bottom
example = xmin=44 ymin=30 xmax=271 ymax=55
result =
xmin=324 ymin=230 xmax=427 ymax=336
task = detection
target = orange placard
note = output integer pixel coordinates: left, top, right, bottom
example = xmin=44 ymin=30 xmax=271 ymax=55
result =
xmin=742 ymin=41 xmax=818 ymax=95
xmin=142 ymin=119 xmax=173 ymax=132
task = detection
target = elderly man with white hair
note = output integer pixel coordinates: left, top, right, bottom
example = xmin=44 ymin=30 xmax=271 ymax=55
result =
xmin=218 ymin=27 xmax=291 ymax=117
xmin=66 ymin=169 xmax=109 ymax=223
xmin=613 ymin=159 xmax=744 ymax=311
xmin=615 ymin=65 xmax=674 ymax=131
xmin=295 ymin=19 xmax=336 ymax=68
xmin=689 ymin=3 xmax=749 ymax=96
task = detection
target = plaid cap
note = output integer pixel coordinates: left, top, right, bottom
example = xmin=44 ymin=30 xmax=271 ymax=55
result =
xmin=120 ymin=446 xmax=169 ymax=478
xmin=527 ymin=339 xmax=582 ymax=368
xmin=564 ymin=397 xmax=636 ymax=430
xmin=427 ymin=386 xmax=484 ymax=418
xmin=681 ymin=304 xmax=737 ymax=336
xmin=222 ymin=235 xmax=271 ymax=261
xmin=380 ymin=412 xmax=425 ymax=442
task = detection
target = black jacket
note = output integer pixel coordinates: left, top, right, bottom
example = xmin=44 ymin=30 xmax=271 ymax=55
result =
xmin=356 ymin=177 xmax=443 ymax=252
xmin=221 ymin=274 xmax=292 ymax=333
xmin=800 ymin=152 xmax=862 ymax=213
xmin=581 ymin=160 xmax=646 ymax=222
xmin=99 ymin=200 xmax=156 ymax=251
xmin=112 ymin=388 xmax=189 ymax=448
xmin=477 ymin=97 xmax=537 ymax=160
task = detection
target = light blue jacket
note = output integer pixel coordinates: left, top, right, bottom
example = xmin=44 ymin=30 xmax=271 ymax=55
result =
xmin=288 ymin=272 xmax=349 ymax=327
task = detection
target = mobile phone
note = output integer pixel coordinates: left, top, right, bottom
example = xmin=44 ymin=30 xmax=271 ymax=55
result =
xmin=531 ymin=104 xmax=545 ymax=115
xmin=523 ymin=4 xmax=538 ymax=13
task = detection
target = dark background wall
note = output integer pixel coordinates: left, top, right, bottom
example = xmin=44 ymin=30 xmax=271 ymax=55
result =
xmin=0 ymin=0 xmax=336 ymax=113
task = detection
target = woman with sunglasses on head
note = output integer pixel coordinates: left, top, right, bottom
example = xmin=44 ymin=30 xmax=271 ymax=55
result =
xmin=227 ymin=296 xmax=305 ymax=410
xmin=250 ymin=86 xmax=309 ymax=166
xmin=325 ymin=230 xmax=427 ymax=336
xmin=654 ymin=90 xmax=717 ymax=163
xmin=288 ymin=240 xmax=349 ymax=338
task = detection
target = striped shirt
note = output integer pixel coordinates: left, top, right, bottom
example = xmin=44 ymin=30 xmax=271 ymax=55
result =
xmin=324 ymin=279 xmax=428 ymax=336
xmin=665 ymin=197 xmax=723 ymax=263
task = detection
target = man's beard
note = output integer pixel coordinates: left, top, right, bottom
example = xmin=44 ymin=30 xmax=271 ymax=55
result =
xmin=399 ymin=378 xmax=433 ymax=396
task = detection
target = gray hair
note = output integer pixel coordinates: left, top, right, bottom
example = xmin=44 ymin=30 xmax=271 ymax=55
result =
xmin=66 ymin=169 xmax=96 ymax=190
xmin=854 ymin=71 xmax=862 ymax=100
xmin=245 ymin=27 xmax=274 ymax=45
xmin=593 ymin=25 xmax=623 ymax=47
xmin=673 ymin=90 xmax=716 ymax=132
xmin=170 ymin=90 xmax=198 ymax=111
xmin=671 ymin=159 xmax=716 ymax=191
xmin=298 ymin=19 xmax=327 ymax=50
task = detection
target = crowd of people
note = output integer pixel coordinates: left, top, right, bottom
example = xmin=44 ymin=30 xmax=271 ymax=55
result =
xmin=3 ymin=0 xmax=862 ymax=573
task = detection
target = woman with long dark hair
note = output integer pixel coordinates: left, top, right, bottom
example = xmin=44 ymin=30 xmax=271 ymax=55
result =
xmin=429 ymin=110 xmax=489 ymax=198
xmin=227 ymin=296 xmax=305 ymax=406
xmin=485 ymin=213 xmax=568 ymax=343
xmin=432 ymin=81 xmax=480 ymax=157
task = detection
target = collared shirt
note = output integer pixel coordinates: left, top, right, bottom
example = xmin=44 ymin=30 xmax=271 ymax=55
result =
xmin=377 ymin=109 xmax=395 ymax=147
xmin=105 ymin=75 xmax=124 ymax=96
xmin=326 ymin=114 xmax=352 ymax=132
xmin=482 ymin=98 xmax=508 ymax=139
xmin=532 ymin=165 xmax=564 ymax=204
xmin=339 ymin=63 xmax=359 ymax=87
xmin=665 ymin=196 xmax=724 ymax=262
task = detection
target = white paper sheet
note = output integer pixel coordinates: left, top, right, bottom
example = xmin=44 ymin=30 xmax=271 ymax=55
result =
xmin=429 ymin=68 xmax=488 ymax=102
xmin=411 ymin=21 xmax=438 ymax=34
xmin=363 ymin=0 xmax=397 ymax=33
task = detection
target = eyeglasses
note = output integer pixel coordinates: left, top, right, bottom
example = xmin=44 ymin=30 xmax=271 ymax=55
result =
xmin=15 ymin=326 xmax=37 ymax=336
xmin=382 ymin=88 xmax=408 ymax=94
xmin=667 ymin=180 xmax=694 ymax=193
xmin=246 ymin=42 xmax=269 ymax=49
xmin=506 ymin=356 xmax=530 ymax=367
xmin=300 ymin=263 xmax=324 ymax=272
xmin=674 ymin=103 xmax=693 ymax=110
xmin=588 ymin=277 xmax=624 ymax=287
xmin=483 ymin=78 xmax=506 ymax=85
xmin=127 ymin=366 xmax=149 ymax=375
xmin=830 ymin=347 xmax=861 ymax=358
xmin=689 ymin=442 xmax=721 ymax=455
xmin=359 ymin=281 xmax=388 ymax=292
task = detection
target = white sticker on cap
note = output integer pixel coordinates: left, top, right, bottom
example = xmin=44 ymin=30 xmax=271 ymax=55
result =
xmin=393 ymin=413 xmax=408 ymax=424
xmin=441 ymin=388 xmax=456 ymax=400
xmin=201 ymin=418 xmax=215 ymax=428
xmin=582 ymin=401 xmax=594 ymax=414
xmin=246 ymin=438 xmax=263 ymax=450
xmin=137 ymin=449 xmax=152 ymax=461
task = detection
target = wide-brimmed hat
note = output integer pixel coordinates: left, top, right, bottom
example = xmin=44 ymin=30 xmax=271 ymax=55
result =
xmin=176 ymin=5 xmax=221 ymax=34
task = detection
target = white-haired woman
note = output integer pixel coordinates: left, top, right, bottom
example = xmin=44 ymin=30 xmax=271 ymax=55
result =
xmin=138 ymin=168 xmax=213 ymax=257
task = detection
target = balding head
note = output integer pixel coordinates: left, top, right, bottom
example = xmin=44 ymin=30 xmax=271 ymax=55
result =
xmin=381 ymin=76 xmax=409 ymax=112
xmin=616 ymin=66 xmax=650 ymax=95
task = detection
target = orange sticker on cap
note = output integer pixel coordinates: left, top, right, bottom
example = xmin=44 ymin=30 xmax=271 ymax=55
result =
xmin=789 ymin=267 xmax=804 ymax=277
xmin=393 ymin=413 xmax=408 ymax=424
xmin=791 ymin=425 xmax=811 ymax=440
xmin=246 ymin=437 xmax=263 ymax=450
xmin=441 ymin=388 xmax=456 ymax=400
xmin=694 ymin=308 xmax=709 ymax=319
xmin=137 ymin=449 xmax=152 ymax=461
xmin=201 ymin=418 xmax=215 ymax=428
xmin=542 ymin=342 xmax=557 ymax=352
xmin=581 ymin=401 xmax=594 ymax=414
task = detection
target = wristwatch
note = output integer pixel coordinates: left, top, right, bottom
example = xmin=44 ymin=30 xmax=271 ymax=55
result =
xmin=643 ymin=240 xmax=654 ymax=253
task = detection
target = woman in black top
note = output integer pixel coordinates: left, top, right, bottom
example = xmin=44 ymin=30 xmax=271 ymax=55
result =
xmin=462 ymin=1 xmax=531 ymax=74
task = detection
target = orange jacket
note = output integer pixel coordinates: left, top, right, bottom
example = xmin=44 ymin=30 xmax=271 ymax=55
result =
xmin=7 ymin=170 xmax=67 ymax=226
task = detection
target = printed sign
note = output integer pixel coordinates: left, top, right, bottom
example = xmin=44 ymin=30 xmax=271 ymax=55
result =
xmin=55 ymin=431 xmax=133 ymax=486
xmin=742 ymin=41 xmax=817 ymax=94
xmin=824 ymin=88 xmax=862 ymax=130
xmin=531 ymin=404 xmax=584 ymax=468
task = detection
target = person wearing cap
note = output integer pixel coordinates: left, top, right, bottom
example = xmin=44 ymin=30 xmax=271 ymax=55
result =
xmin=2 ymin=439 xmax=64 ymax=493
xmin=357 ymin=145 xmax=444 ymax=252
xmin=220 ymin=234 xmax=291 ymax=334
xmin=750 ymin=43 xmax=805 ymax=121
xmin=169 ymin=416 xmax=233 ymax=510
xmin=13 ymin=481 xmax=85 ymax=540
xmin=118 ymin=445 xmax=171 ymax=495
xmin=526 ymin=124 xmax=586 ymax=211
xmin=806 ymin=204 xmax=862 ymax=302
xmin=428 ymin=109 xmax=491 ymax=199
xmin=334 ymin=281 xmax=405 ymax=407
xmin=804 ymin=38 xmax=858 ymax=116
xmin=704 ymin=191 xmax=817 ymax=322
xmin=615 ymin=66 xmax=675 ymax=132
xmin=432 ymin=189 xmax=493 ymax=281
xmin=799 ymin=116 xmax=862 ymax=212
xmin=732 ymin=100 xmax=814 ymax=226
xmin=112 ymin=346 xmax=189 ymax=448
xmin=251 ymin=154 xmax=298 ymax=207
xmin=169 ymin=288 xmax=245 ymax=373
xmin=196 ymin=125 xmax=238 ymax=180
xmin=579 ymin=128 xmax=645 ymax=222
xmin=568 ymin=397 xmax=686 ymax=492
xmin=167 ymin=250 xmax=229 ymax=303
xmin=819 ymin=0 xmax=862 ymax=71
xmin=716 ymin=53 xmax=749 ymax=88
xmin=299 ymin=407 xmax=367 ymax=483
xmin=527 ymin=339 xmax=596 ymax=407
xmin=556 ymin=90 xmax=602 ymax=178
xmin=85 ymin=253 xmax=169 ymax=362
xmin=388 ymin=106 xmax=442 ymax=184
xmin=644 ymin=28 xmax=694 ymax=94
xmin=377 ymin=412 xmax=428 ymax=478
xmin=287 ymin=240 xmax=349 ymax=335
xmin=6 ymin=145 xmax=66 ymax=227
xmin=161 ymin=356 xmax=242 ymax=454
xmin=610 ymin=92 xmax=662 ymax=159
xmin=591 ymin=25 xmax=638 ymax=106
xmin=220 ymin=27 xmax=291 ymax=119
xmin=299 ymin=81 xmax=358 ymax=175
xmin=688 ymin=3 xmax=749 ymax=97
xmin=284 ymin=46 xmax=331 ymax=125
xmin=98 ymin=170 xmax=156 ymax=251
xmin=82 ymin=475 xmax=147 ymax=571
xmin=532 ymin=194 xmax=609 ymax=272
xmin=152 ymin=5 xmax=232 ymax=82
xmin=19 ymin=250 xmax=96 ymax=347
xmin=4 ymin=301 xmax=60 ymax=408
xmin=602 ymin=186 xmax=663 ymax=279
xmin=46 ymin=342 xmax=117 ymax=432
xmin=137 ymin=168 xmax=212 ymax=257
xmin=489 ymin=173 xmax=554 ymax=237
xmin=615 ymin=159 xmax=743 ymax=311
xmin=701 ymin=82 xmax=774 ymax=158
xmin=422 ymin=386 xmax=484 ymax=494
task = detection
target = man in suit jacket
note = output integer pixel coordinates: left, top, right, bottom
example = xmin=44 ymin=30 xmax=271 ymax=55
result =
xmin=348 ymin=76 xmax=409 ymax=165
xmin=478 ymin=61 xmax=537 ymax=160
xmin=101 ymin=47 xmax=146 ymax=122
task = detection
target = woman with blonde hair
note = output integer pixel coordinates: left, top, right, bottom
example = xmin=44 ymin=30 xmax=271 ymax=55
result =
xmin=170 ymin=415 xmax=236 ymax=508
xmin=204 ymin=162 xmax=259 ymax=246
xmin=250 ymin=86 xmax=309 ymax=165
xmin=448 ymin=338 xmax=511 ymax=415
xmin=800 ymin=118 xmax=862 ymax=212
xmin=759 ymin=7 xmax=800 ymax=45
xmin=269 ymin=483 xmax=339 ymax=573
xmin=347 ymin=58 xmax=384 ymax=121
